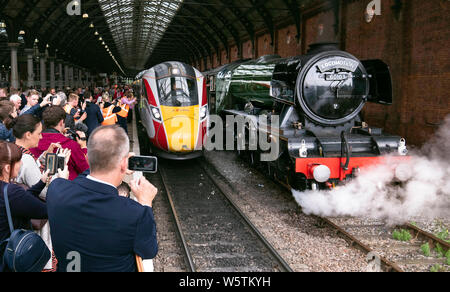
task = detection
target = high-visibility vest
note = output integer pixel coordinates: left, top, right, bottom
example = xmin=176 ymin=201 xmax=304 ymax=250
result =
xmin=102 ymin=105 xmax=118 ymax=126
xmin=117 ymin=103 xmax=130 ymax=118
xmin=63 ymin=104 xmax=72 ymax=115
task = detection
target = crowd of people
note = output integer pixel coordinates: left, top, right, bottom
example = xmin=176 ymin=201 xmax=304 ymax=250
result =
xmin=0 ymin=85 xmax=158 ymax=272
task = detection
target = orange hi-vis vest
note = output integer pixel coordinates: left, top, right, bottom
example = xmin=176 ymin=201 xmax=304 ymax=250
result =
xmin=102 ymin=105 xmax=118 ymax=126
xmin=117 ymin=103 xmax=130 ymax=118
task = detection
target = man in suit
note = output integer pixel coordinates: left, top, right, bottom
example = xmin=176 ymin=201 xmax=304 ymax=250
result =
xmin=47 ymin=125 xmax=159 ymax=272
xmin=82 ymin=91 xmax=104 ymax=138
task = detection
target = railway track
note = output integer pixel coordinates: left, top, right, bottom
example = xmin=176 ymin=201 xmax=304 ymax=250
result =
xmin=231 ymin=154 xmax=449 ymax=272
xmin=326 ymin=217 xmax=450 ymax=272
xmin=158 ymin=159 xmax=293 ymax=272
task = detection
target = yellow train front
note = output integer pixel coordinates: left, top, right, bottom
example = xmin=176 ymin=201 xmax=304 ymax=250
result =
xmin=137 ymin=62 xmax=208 ymax=160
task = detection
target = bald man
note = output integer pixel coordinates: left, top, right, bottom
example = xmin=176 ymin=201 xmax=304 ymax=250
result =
xmin=47 ymin=125 xmax=159 ymax=272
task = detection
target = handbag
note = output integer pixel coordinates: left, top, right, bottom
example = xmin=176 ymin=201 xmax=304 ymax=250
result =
xmin=1 ymin=185 xmax=51 ymax=272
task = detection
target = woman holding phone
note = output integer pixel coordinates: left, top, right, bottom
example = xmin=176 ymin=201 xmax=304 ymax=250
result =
xmin=12 ymin=114 xmax=70 ymax=272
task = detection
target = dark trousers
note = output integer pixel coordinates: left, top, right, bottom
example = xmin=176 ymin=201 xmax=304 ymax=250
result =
xmin=117 ymin=116 xmax=128 ymax=135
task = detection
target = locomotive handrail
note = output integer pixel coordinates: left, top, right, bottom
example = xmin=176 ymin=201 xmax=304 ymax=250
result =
xmin=341 ymin=131 xmax=351 ymax=171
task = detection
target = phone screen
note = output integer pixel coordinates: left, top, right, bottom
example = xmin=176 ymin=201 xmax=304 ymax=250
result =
xmin=46 ymin=154 xmax=57 ymax=175
xmin=128 ymin=156 xmax=158 ymax=173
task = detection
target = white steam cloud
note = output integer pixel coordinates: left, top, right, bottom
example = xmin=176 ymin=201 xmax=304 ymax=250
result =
xmin=293 ymin=116 xmax=450 ymax=225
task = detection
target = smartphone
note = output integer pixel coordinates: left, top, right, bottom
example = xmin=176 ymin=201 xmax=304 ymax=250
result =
xmin=45 ymin=153 xmax=65 ymax=176
xmin=128 ymin=156 xmax=158 ymax=173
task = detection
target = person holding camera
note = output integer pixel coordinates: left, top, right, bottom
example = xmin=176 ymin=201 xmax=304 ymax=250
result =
xmin=13 ymin=114 xmax=70 ymax=272
xmin=64 ymin=93 xmax=88 ymax=131
xmin=30 ymin=106 xmax=89 ymax=181
xmin=19 ymin=90 xmax=53 ymax=117
xmin=47 ymin=125 xmax=158 ymax=272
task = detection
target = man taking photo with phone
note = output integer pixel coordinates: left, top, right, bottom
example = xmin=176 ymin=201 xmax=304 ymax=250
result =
xmin=46 ymin=125 xmax=159 ymax=272
xmin=30 ymin=106 xmax=89 ymax=181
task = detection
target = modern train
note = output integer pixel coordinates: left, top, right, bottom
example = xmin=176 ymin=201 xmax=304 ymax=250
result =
xmin=135 ymin=62 xmax=208 ymax=160
xmin=205 ymin=43 xmax=409 ymax=191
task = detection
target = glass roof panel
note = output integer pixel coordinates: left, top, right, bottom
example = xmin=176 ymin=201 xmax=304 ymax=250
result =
xmin=98 ymin=0 xmax=183 ymax=71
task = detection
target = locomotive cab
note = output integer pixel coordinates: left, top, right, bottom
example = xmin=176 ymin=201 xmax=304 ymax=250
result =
xmin=139 ymin=62 xmax=208 ymax=160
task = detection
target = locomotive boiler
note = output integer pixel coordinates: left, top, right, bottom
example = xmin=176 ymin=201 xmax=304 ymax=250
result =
xmin=206 ymin=43 xmax=408 ymax=191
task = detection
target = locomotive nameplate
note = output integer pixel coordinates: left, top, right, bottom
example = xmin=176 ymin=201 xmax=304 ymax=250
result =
xmin=317 ymin=57 xmax=359 ymax=73
xmin=324 ymin=73 xmax=350 ymax=81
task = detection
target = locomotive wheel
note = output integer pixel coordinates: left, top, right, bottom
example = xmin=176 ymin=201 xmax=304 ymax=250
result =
xmin=289 ymin=173 xmax=308 ymax=192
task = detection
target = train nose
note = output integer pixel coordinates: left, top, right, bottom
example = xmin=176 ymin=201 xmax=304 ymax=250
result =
xmin=162 ymin=116 xmax=200 ymax=153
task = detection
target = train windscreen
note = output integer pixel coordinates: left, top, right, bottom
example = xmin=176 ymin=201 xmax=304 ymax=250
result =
xmin=157 ymin=77 xmax=199 ymax=107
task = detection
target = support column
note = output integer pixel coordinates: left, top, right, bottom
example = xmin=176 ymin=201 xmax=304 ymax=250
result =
xmin=64 ymin=63 xmax=70 ymax=88
xmin=8 ymin=43 xmax=20 ymax=89
xmin=79 ymin=69 xmax=83 ymax=87
xmin=49 ymin=58 xmax=56 ymax=89
xmin=39 ymin=54 xmax=47 ymax=90
xmin=25 ymin=48 xmax=35 ymax=88
xmin=57 ymin=60 xmax=63 ymax=90
xmin=69 ymin=66 xmax=74 ymax=88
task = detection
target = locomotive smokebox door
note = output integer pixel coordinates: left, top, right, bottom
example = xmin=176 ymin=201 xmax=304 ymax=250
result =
xmin=361 ymin=59 xmax=393 ymax=105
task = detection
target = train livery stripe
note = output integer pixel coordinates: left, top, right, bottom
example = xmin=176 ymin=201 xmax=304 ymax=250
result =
xmin=202 ymin=77 xmax=207 ymax=106
xmin=295 ymin=156 xmax=411 ymax=181
xmin=144 ymin=78 xmax=157 ymax=107
xmin=154 ymin=120 xmax=169 ymax=151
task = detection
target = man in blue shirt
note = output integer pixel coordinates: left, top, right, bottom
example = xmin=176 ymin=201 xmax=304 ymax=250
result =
xmin=47 ymin=125 xmax=158 ymax=272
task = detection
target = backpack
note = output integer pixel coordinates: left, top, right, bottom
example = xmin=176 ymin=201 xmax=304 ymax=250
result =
xmin=1 ymin=185 xmax=51 ymax=272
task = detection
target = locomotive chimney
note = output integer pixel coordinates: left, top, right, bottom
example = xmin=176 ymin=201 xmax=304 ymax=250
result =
xmin=307 ymin=42 xmax=340 ymax=54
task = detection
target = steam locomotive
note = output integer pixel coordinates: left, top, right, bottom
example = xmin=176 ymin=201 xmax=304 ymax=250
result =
xmin=206 ymin=43 xmax=408 ymax=191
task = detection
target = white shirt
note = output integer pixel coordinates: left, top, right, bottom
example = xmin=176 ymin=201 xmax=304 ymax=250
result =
xmin=86 ymin=175 xmax=117 ymax=189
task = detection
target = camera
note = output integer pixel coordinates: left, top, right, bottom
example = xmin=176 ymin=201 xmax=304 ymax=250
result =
xmin=66 ymin=129 xmax=81 ymax=141
xmin=128 ymin=156 xmax=158 ymax=173
xmin=45 ymin=153 xmax=65 ymax=176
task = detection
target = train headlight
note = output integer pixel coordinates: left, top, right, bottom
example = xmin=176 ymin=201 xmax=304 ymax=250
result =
xmin=312 ymin=165 xmax=331 ymax=183
xmin=151 ymin=107 xmax=162 ymax=121
xmin=200 ymin=105 xmax=208 ymax=121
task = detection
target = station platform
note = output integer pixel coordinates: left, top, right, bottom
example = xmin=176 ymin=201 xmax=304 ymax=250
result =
xmin=123 ymin=112 xmax=154 ymax=273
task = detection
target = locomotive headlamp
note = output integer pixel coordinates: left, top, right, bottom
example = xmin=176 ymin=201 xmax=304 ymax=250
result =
xmin=398 ymin=138 xmax=408 ymax=156
xmin=200 ymin=105 xmax=208 ymax=120
xmin=171 ymin=68 xmax=180 ymax=75
xmin=312 ymin=165 xmax=331 ymax=183
xmin=151 ymin=107 xmax=162 ymax=121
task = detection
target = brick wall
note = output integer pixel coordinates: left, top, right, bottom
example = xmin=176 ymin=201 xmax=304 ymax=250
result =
xmin=256 ymin=33 xmax=274 ymax=57
xmin=276 ymin=24 xmax=302 ymax=58
xmin=344 ymin=0 xmax=450 ymax=146
xmin=243 ymin=40 xmax=254 ymax=59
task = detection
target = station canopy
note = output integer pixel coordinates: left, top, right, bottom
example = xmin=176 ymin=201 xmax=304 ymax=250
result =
xmin=0 ymin=0 xmax=302 ymax=76
xmin=98 ymin=0 xmax=183 ymax=71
